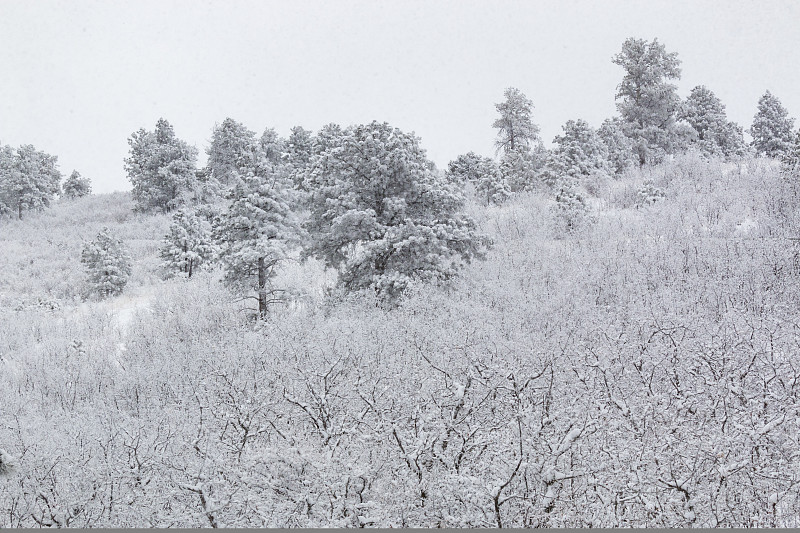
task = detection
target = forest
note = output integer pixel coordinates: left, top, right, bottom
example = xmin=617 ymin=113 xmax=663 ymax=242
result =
xmin=2 ymin=37 xmax=800 ymax=527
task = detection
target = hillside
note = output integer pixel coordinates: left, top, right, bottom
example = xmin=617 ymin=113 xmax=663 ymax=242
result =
xmin=2 ymin=154 xmax=800 ymax=527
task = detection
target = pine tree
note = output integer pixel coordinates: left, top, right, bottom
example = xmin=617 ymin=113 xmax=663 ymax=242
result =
xmin=160 ymin=208 xmax=214 ymax=278
xmin=783 ymin=130 xmax=800 ymax=175
xmin=0 ymin=144 xmax=62 ymax=219
xmin=446 ymin=152 xmax=485 ymax=184
xmin=304 ymin=121 xmax=489 ymax=299
xmin=213 ymin=160 xmax=300 ymax=317
xmin=81 ymin=228 xmax=132 ymax=298
xmin=547 ymin=119 xmax=612 ymax=181
xmin=679 ymin=86 xmax=747 ymax=157
xmin=206 ymin=118 xmax=259 ymax=188
xmin=62 ymin=170 xmax=92 ymax=199
xmin=124 ymin=118 xmax=198 ymax=213
xmin=446 ymin=153 xmax=510 ymax=206
xmin=260 ymin=128 xmax=286 ymax=168
xmin=551 ymin=182 xmax=592 ymax=237
xmin=286 ymin=126 xmax=314 ymax=190
xmin=493 ymin=87 xmax=540 ymax=154
xmin=598 ymin=118 xmax=636 ymax=176
xmin=613 ymin=38 xmax=683 ymax=166
xmin=474 ymin=159 xmax=511 ymax=206
xmin=750 ymin=91 xmax=796 ymax=158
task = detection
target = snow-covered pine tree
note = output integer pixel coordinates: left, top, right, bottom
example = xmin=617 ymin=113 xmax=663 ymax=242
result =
xmin=0 ymin=144 xmax=62 ymax=219
xmin=81 ymin=228 xmax=133 ymax=298
xmin=213 ymin=147 xmax=301 ymax=317
xmin=124 ymin=118 xmax=198 ymax=213
xmin=551 ymin=181 xmax=592 ymax=237
xmin=446 ymin=152 xmax=485 ymax=184
xmin=598 ymin=118 xmax=636 ymax=176
xmin=783 ymin=130 xmax=800 ymax=175
xmin=546 ymin=119 xmax=612 ymax=183
xmin=750 ymin=91 xmax=796 ymax=158
xmin=206 ymin=118 xmax=260 ymax=189
xmin=160 ymin=208 xmax=214 ymax=278
xmin=286 ymin=126 xmax=314 ymax=190
xmin=304 ymin=121 xmax=490 ymax=300
xmin=613 ymin=38 xmax=683 ymax=166
xmin=493 ymin=87 xmax=540 ymax=154
xmin=62 ymin=170 xmax=92 ymax=199
xmin=446 ymin=152 xmax=510 ymax=206
xmin=679 ymin=86 xmax=747 ymax=157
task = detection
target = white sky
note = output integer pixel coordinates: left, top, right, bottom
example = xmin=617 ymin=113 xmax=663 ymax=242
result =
xmin=1 ymin=0 xmax=798 ymax=193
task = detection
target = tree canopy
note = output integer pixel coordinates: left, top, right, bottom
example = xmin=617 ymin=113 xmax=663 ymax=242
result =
xmin=304 ymin=121 xmax=489 ymax=299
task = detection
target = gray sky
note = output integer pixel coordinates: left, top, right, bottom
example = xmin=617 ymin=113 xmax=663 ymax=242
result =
xmin=1 ymin=0 xmax=798 ymax=193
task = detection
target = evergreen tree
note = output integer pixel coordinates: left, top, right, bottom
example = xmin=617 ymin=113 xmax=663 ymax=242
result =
xmin=551 ymin=182 xmax=592 ymax=237
xmin=474 ymin=158 xmax=511 ymax=206
xmin=213 ymin=164 xmax=300 ymax=317
xmin=597 ymin=118 xmax=636 ymax=176
xmin=499 ymin=144 xmax=548 ymax=191
xmin=304 ymin=121 xmax=489 ymax=299
xmin=547 ymin=119 xmax=612 ymax=181
xmin=446 ymin=152 xmax=485 ymax=184
xmin=679 ymin=86 xmax=747 ymax=157
xmin=160 ymin=208 xmax=214 ymax=278
xmin=0 ymin=144 xmax=62 ymax=219
xmin=783 ymin=130 xmax=800 ymax=175
xmin=124 ymin=118 xmax=198 ymax=213
xmin=448 ymin=152 xmax=510 ymax=205
xmin=493 ymin=87 xmax=540 ymax=154
xmin=750 ymin=91 xmax=796 ymax=158
xmin=612 ymin=38 xmax=683 ymax=166
xmin=81 ymin=228 xmax=132 ymax=298
xmin=206 ymin=118 xmax=259 ymax=188
xmin=286 ymin=126 xmax=314 ymax=189
xmin=260 ymin=127 xmax=286 ymax=168
xmin=62 ymin=170 xmax=92 ymax=199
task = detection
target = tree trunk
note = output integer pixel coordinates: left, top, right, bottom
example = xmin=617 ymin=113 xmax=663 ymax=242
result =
xmin=257 ymin=256 xmax=267 ymax=317
xmin=18 ymin=201 xmax=22 ymax=220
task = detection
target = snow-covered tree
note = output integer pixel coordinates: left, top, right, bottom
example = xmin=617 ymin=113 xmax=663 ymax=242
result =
xmin=750 ymin=91 xmax=796 ymax=158
xmin=304 ymin=121 xmax=489 ymax=299
xmin=447 ymin=152 xmax=510 ymax=205
xmin=260 ymin=127 xmax=286 ymax=168
xmin=493 ymin=87 xmax=540 ymax=154
xmin=446 ymin=152 xmax=485 ymax=184
xmin=598 ymin=118 xmax=636 ymax=176
xmin=61 ymin=170 xmax=91 ymax=199
xmin=679 ymin=86 xmax=747 ymax=157
xmin=124 ymin=118 xmax=198 ymax=213
xmin=206 ymin=118 xmax=259 ymax=188
xmin=613 ymin=38 xmax=683 ymax=166
xmin=286 ymin=126 xmax=314 ymax=189
xmin=546 ymin=119 xmax=612 ymax=182
xmin=213 ymin=165 xmax=300 ymax=317
xmin=551 ymin=182 xmax=592 ymax=236
xmin=80 ymin=227 xmax=132 ymax=298
xmin=783 ymin=130 xmax=800 ymax=175
xmin=0 ymin=144 xmax=62 ymax=219
xmin=160 ymin=208 xmax=215 ymax=278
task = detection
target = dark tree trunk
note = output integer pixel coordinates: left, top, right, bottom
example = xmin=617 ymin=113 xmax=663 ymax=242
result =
xmin=18 ymin=201 xmax=23 ymax=220
xmin=257 ymin=256 xmax=267 ymax=317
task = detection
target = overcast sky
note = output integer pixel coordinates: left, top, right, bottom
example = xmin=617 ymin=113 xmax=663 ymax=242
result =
xmin=1 ymin=0 xmax=798 ymax=193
